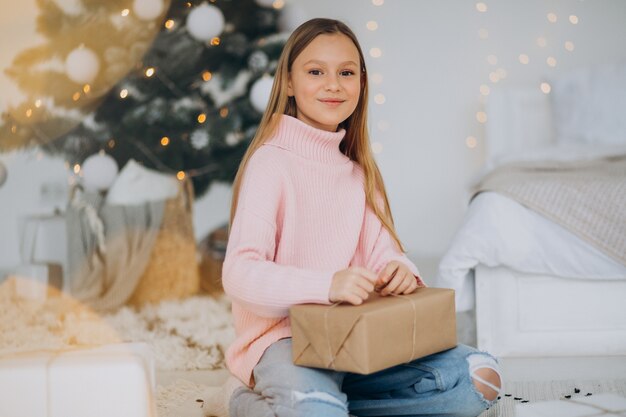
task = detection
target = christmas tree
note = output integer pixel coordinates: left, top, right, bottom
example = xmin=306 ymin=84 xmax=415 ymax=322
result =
xmin=1 ymin=0 xmax=290 ymax=197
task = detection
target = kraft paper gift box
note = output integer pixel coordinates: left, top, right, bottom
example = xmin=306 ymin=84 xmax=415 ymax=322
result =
xmin=0 ymin=342 xmax=156 ymax=417
xmin=290 ymin=287 xmax=457 ymax=374
xmin=516 ymin=393 xmax=626 ymax=417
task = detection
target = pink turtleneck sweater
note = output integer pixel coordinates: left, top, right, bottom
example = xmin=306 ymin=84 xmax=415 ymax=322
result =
xmin=222 ymin=115 xmax=420 ymax=386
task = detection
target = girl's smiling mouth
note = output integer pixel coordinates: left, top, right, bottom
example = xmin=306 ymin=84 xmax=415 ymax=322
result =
xmin=318 ymin=98 xmax=345 ymax=107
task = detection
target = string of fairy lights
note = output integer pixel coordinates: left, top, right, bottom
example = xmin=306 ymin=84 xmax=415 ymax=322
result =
xmin=4 ymin=1 xmax=586 ymax=189
xmin=466 ymin=1 xmax=580 ymax=150
xmin=368 ymin=0 xmax=385 ymax=155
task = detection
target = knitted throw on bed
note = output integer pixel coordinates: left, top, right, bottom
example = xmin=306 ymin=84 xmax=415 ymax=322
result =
xmin=472 ymin=154 xmax=626 ymax=266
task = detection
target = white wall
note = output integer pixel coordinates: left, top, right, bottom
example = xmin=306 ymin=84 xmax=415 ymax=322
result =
xmin=2 ymin=0 xmax=626 ymax=271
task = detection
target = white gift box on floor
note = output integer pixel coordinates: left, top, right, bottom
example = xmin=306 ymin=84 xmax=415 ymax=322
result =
xmin=18 ymin=213 xmax=68 ymax=292
xmin=0 ymin=343 xmax=156 ymax=417
xmin=517 ymin=393 xmax=626 ymax=417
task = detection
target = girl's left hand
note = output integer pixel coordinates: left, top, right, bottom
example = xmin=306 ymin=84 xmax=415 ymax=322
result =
xmin=375 ymin=260 xmax=426 ymax=296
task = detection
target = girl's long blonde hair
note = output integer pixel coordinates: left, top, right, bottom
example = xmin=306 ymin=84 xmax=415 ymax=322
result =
xmin=230 ymin=18 xmax=406 ymax=253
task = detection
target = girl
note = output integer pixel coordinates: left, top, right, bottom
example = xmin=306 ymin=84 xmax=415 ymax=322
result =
xmin=207 ymin=18 xmax=501 ymax=417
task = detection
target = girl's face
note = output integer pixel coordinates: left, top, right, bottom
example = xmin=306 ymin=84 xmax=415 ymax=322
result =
xmin=287 ymin=33 xmax=362 ymax=132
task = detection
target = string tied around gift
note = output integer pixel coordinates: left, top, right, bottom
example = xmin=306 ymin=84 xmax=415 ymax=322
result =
xmin=322 ymin=292 xmax=419 ymax=370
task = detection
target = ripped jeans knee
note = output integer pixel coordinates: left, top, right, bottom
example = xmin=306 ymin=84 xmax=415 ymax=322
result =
xmin=467 ymin=353 xmax=502 ymax=403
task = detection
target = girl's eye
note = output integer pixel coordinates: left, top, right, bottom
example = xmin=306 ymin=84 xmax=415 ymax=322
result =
xmin=340 ymin=70 xmax=355 ymax=76
xmin=308 ymin=70 xmax=322 ymax=75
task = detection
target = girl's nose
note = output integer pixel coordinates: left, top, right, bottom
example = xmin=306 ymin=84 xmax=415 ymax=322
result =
xmin=325 ymin=74 xmax=341 ymax=91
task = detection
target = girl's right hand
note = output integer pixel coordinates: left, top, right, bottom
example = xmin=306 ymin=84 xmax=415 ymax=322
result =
xmin=329 ymin=267 xmax=378 ymax=305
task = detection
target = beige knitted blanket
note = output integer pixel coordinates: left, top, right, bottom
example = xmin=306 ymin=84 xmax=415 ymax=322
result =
xmin=472 ymin=154 xmax=626 ymax=266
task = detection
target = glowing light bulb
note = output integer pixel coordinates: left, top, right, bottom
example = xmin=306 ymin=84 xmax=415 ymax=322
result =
xmin=480 ymin=85 xmax=490 ymax=96
xmin=496 ymin=68 xmax=507 ymax=78
xmin=120 ymin=89 xmax=128 ymax=99
xmin=547 ymin=12 xmax=557 ymax=23
xmin=35 ymin=99 xmax=42 ymax=108
xmin=565 ymin=41 xmax=575 ymax=51
xmin=372 ymin=0 xmax=384 ymax=6
xmin=547 ymin=57 xmax=557 ymax=67
xmin=72 ymin=92 xmax=81 ymax=101
xmin=145 ymin=67 xmax=155 ymax=77
xmin=476 ymin=111 xmax=487 ymax=123
xmin=177 ymin=171 xmax=186 ymax=180
xmin=273 ymin=0 xmax=285 ymax=9
xmin=202 ymin=71 xmax=212 ymax=81
xmin=121 ymin=8 xmax=129 ymax=16
xmin=540 ymin=82 xmax=551 ymax=94
xmin=161 ymin=136 xmax=170 ymax=146
xmin=489 ymin=72 xmax=500 ymax=83
xmin=569 ymin=15 xmax=579 ymax=24
xmin=108 ymin=139 xmax=116 ymax=148
xmin=197 ymin=113 xmax=207 ymax=123
xmin=487 ymin=55 xmax=498 ymax=65
xmin=366 ymin=21 xmax=378 ymax=31
xmin=369 ymin=48 xmax=382 ymax=58
xmin=211 ymin=37 xmax=221 ymax=46
xmin=220 ymin=107 xmax=229 ymax=118
xmin=165 ymin=19 xmax=175 ymax=29
xmin=374 ymin=94 xmax=386 ymax=104
xmin=537 ymin=37 xmax=547 ymax=47
xmin=73 ymin=164 xmax=81 ymax=174
xmin=83 ymin=84 xmax=91 ymax=93
xmin=466 ymin=136 xmax=478 ymax=148
xmin=476 ymin=2 xmax=488 ymax=12
xmin=26 ymin=108 xmax=32 ymax=117
xmin=519 ymin=54 xmax=530 ymax=64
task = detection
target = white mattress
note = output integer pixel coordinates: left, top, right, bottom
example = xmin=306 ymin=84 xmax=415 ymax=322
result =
xmin=437 ymin=192 xmax=626 ymax=312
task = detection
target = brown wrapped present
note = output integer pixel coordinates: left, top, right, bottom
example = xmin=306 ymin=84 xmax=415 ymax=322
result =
xmin=290 ymin=287 xmax=457 ymax=374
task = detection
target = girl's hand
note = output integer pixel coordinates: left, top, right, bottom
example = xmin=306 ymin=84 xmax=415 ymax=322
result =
xmin=375 ymin=261 xmax=425 ymax=296
xmin=329 ymin=267 xmax=378 ymax=305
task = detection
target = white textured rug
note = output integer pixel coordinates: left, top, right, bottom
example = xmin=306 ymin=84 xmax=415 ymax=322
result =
xmin=155 ymin=378 xmax=626 ymax=417
xmin=0 ymin=281 xmax=234 ymax=371
xmin=480 ymin=379 xmax=626 ymax=417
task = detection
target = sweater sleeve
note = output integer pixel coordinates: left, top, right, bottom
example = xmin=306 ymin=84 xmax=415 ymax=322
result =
xmin=352 ymin=194 xmax=422 ymax=280
xmin=222 ymin=149 xmax=334 ymax=318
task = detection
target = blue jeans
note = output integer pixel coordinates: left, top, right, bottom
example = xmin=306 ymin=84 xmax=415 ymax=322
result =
xmin=230 ymin=338 xmax=498 ymax=417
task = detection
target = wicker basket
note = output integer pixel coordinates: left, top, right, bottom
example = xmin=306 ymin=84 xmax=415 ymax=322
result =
xmin=127 ymin=179 xmax=200 ymax=306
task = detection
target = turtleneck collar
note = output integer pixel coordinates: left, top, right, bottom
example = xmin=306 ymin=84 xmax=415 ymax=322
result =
xmin=265 ymin=115 xmax=349 ymax=164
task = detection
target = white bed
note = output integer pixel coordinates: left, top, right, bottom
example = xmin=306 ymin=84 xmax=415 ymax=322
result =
xmin=436 ymin=64 xmax=626 ymax=357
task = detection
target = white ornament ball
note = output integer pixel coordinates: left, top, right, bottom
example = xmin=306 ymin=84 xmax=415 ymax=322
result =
xmin=133 ymin=0 xmax=164 ymax=20
xmin=81 ymin=152 xmax=119 ymax=192
xmin=65 ymin=46 xmax=100 ymax=84
xmin=0 ymin=160 xmax=7 ymax=187
xmin=249 ymin=76 xmax=274 ymax=113
xmin=187 ymin=4 xmax=225 ymax=42
xmin=278 ymin=4 xmax=308 ymax=32
xmin=255 ymin=0 xmax=275 ymax=7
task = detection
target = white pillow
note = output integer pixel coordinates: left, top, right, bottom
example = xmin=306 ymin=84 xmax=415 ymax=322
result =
xmin=550 ymin=63 xmax=626 ymax=145
xmin=485 ymin=87 xmax=555 ymax=167
xmin=105 ymin=159 xmax=180 ymax=205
